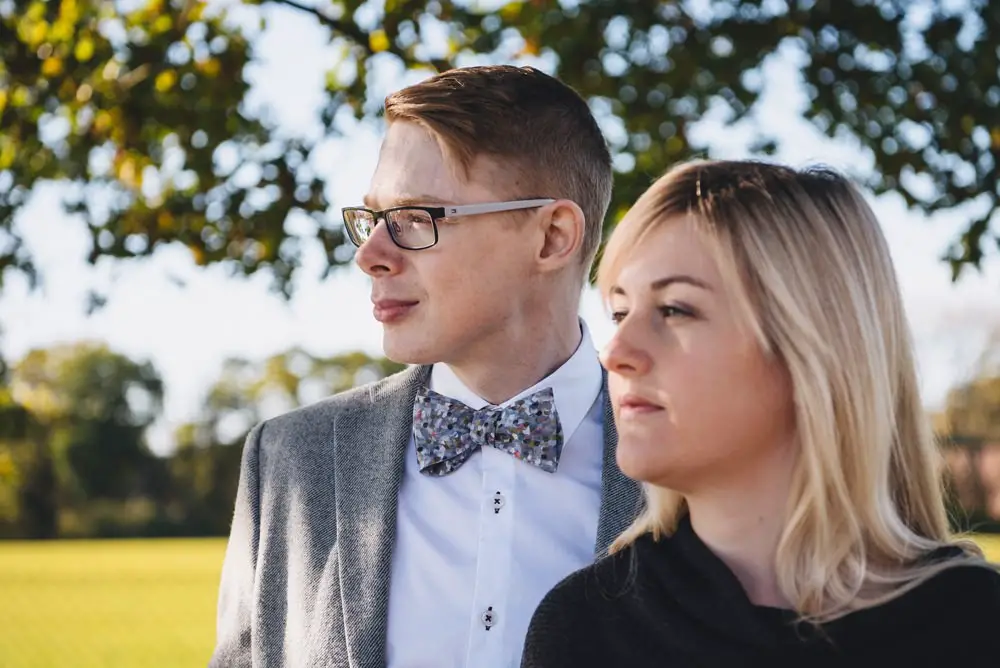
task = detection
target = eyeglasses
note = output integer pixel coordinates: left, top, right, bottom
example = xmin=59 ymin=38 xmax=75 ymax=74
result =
xmin=341 ymin=198 xmax=556 ymax=251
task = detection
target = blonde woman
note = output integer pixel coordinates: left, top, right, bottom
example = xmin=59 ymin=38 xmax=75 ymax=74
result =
xmin=521 ymin=160 xmax=1000 ymax=667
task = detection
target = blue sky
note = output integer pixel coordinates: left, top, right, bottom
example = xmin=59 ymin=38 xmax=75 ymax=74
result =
xmin=2 ymin=3 xmax=998 ymax=454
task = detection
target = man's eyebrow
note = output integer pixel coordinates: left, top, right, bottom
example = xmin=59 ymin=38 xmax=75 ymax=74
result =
xmin=361 ymin=194 xmax=449 ymax=209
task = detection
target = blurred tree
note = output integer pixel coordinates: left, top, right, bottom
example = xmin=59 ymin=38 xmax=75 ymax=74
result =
xmin=942 ymin=376 xmax=1000 ymax=442
xmin=0 ymin=327 xmax=30 ymax=440
xmin=0 ymin=386 xmax=30 ymax=440
xmin=166 ymin=347 xmax=405 ymax=534
xmin=163 ymin=423 xmax=244 ymax=535
xmin=2 ymin=0 xmax=997 ymax=302
xmin=0 ymin=0 xmax=329 ymax=300
xmin=3 ymin=341 xmax=164 ymax=537
xmin=0 ymin=341 xmax=401 ymax=537
xmin=0 ymin=349 xmax=42 ymax=534
xmin=941 ymin=331 xmax=1000 ymax=440
xmin=194 ymin=347 xmax=406 ymax=441
xmin=938 ymin=338 xmax=1000 ymax=531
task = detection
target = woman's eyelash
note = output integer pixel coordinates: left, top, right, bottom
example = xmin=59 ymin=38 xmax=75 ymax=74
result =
xmin=659 ymin=304 xmax=694 ymax=318
xmin=610 ymin=305 xmax=695 ymax=324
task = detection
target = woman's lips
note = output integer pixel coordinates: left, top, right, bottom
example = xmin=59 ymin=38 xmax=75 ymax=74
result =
xmin=618 ymin=393 xmax=665 ymax=418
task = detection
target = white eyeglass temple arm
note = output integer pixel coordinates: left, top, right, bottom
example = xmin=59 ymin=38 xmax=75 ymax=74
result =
xmin=444 ymin=199 xmax=555 ymax=217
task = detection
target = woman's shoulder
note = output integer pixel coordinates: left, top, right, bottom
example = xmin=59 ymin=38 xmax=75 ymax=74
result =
xmin=521 ymin=542 xmax=641 ymax=668
xmin=868 ymin=557 xmax=1000 ymax=641
xmin=916 ymin=559 xmax=1000 ymax=612
xmin=535 ymin=540 xmax=639 ymax=616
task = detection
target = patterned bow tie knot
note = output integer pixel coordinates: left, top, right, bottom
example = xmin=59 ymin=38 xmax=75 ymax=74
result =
xmin=412 ymin=387 xmax=564 ymax=476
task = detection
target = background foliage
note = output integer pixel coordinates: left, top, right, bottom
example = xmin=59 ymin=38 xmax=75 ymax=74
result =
xmin=0 ymin=343 xmax=403 ymax=538
xmin=0 ymin=339 xmax=996 ymax=539
xmin=1 ymin=0 xmax=999 ymax=538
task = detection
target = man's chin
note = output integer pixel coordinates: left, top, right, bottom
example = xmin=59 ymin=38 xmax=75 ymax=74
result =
xmin=381 ymin=333 xmax=441 ymax=367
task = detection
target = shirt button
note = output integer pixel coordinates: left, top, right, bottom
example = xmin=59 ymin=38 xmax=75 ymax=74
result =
xmin=493 ymin=491 xmax=505 ymax=514
xmin=482 ymin=606 xmax=496 ymax=630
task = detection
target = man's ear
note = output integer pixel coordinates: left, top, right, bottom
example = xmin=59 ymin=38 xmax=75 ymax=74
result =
xmin=536 ymin=199 xmax=586 ymax=273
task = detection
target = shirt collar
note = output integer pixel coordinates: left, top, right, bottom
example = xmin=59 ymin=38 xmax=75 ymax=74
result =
xmin=429 ymin=320 xmax=603 ymax=443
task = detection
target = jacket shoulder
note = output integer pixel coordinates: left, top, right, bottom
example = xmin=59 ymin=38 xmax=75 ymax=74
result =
xmin=242 ymin=365 xmax=425 ymax=466
xmin=261 ymin=365 xmax=424 ymax=433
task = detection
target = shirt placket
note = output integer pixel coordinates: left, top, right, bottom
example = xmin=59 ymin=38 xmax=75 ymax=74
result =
xmin=464 ymin=410 xmax=516 ymax=666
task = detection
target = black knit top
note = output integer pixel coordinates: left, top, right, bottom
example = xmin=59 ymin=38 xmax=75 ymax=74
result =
xmin=521 ymin=515 xmax=1000 ymax=668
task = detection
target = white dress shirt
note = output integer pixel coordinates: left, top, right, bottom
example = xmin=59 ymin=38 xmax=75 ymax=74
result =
xmin=385 ymin=323 xmax=606 ymax=668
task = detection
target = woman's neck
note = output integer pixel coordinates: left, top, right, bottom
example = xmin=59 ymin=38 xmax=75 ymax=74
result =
xmin=685 ymin=445 xmax=797 ymax=609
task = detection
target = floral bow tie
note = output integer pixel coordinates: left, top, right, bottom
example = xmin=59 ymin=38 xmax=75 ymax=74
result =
xmin=411 ymin=387 xmax=564 ymax=476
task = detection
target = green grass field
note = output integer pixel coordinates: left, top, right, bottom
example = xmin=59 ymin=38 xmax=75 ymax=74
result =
xmin=0 ymin=538 xmax=227 ymax=668
xmin=972 ymin=533 xmax=1000 ymax=561
xmin=1 ymin=535 xmax=999 ymax=668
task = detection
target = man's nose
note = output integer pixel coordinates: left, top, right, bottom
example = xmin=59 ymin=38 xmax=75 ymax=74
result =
xmin=355 ymin=219 xmax=402 ymax=277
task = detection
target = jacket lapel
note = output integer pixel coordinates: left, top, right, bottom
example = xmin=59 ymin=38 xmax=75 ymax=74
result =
xmin=594 ymin=375 xmax=643 ymax=556
xmin=334 ymin=364 xmax=430 ymax=668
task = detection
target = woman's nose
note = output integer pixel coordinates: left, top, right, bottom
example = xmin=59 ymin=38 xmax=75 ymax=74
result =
xmin=600 ymin=321 xmax=653 ymax=378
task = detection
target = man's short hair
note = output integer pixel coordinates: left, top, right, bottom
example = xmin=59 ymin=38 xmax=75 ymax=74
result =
xmin=384 ymin=65 xmax=613 ymax=271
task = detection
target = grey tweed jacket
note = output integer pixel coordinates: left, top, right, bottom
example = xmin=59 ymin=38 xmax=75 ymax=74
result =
xmin=208 ymin=364 xmax=642 ymax=668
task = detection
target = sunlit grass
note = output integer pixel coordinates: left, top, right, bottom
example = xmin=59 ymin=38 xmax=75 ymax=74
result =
xmin=0 ymin=533 xmax=998 ymax=667
xmin=0 ymin=538 xmax=226 ymax=668
xmin=974 ymin=533 xmax=1000 ymax=562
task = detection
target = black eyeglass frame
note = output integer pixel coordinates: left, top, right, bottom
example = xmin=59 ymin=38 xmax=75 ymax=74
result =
xmin=341 ymin=198 xmax=556 ymax=251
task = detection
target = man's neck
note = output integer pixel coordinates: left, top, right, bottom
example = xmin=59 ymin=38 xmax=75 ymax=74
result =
xmin=447 ymin=310 xmax=583 ymax=405
xmin=685 ymin=446 xmax=797 ymax=609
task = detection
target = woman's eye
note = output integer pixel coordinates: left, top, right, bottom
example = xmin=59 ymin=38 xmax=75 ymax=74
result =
xmin=610 ymin=311 xmax=628 ymax=324
xmin=659 ymin=304 xmax=694 ymax=319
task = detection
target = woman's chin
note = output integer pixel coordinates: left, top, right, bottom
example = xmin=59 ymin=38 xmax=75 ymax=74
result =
xmin=616 ymin=439 xmax=667 ymax=484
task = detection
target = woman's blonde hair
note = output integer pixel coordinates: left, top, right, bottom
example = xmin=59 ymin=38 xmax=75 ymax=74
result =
xmin=599 ymin=159 xmax=989 ymax=623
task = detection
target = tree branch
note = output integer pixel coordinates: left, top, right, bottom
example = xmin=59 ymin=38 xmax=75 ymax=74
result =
xmin=264 ymin=0 xmax=450 ymax=72
xmin=265 ymin=0 xmax=369 ymax=46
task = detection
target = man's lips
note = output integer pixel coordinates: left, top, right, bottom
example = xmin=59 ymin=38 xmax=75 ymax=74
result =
xmin=372 ymin=299 xmax=419 ymax=323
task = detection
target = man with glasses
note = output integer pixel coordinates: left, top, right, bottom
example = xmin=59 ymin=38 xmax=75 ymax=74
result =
xmin=210 ymin=65 xmax=640 ymax=668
